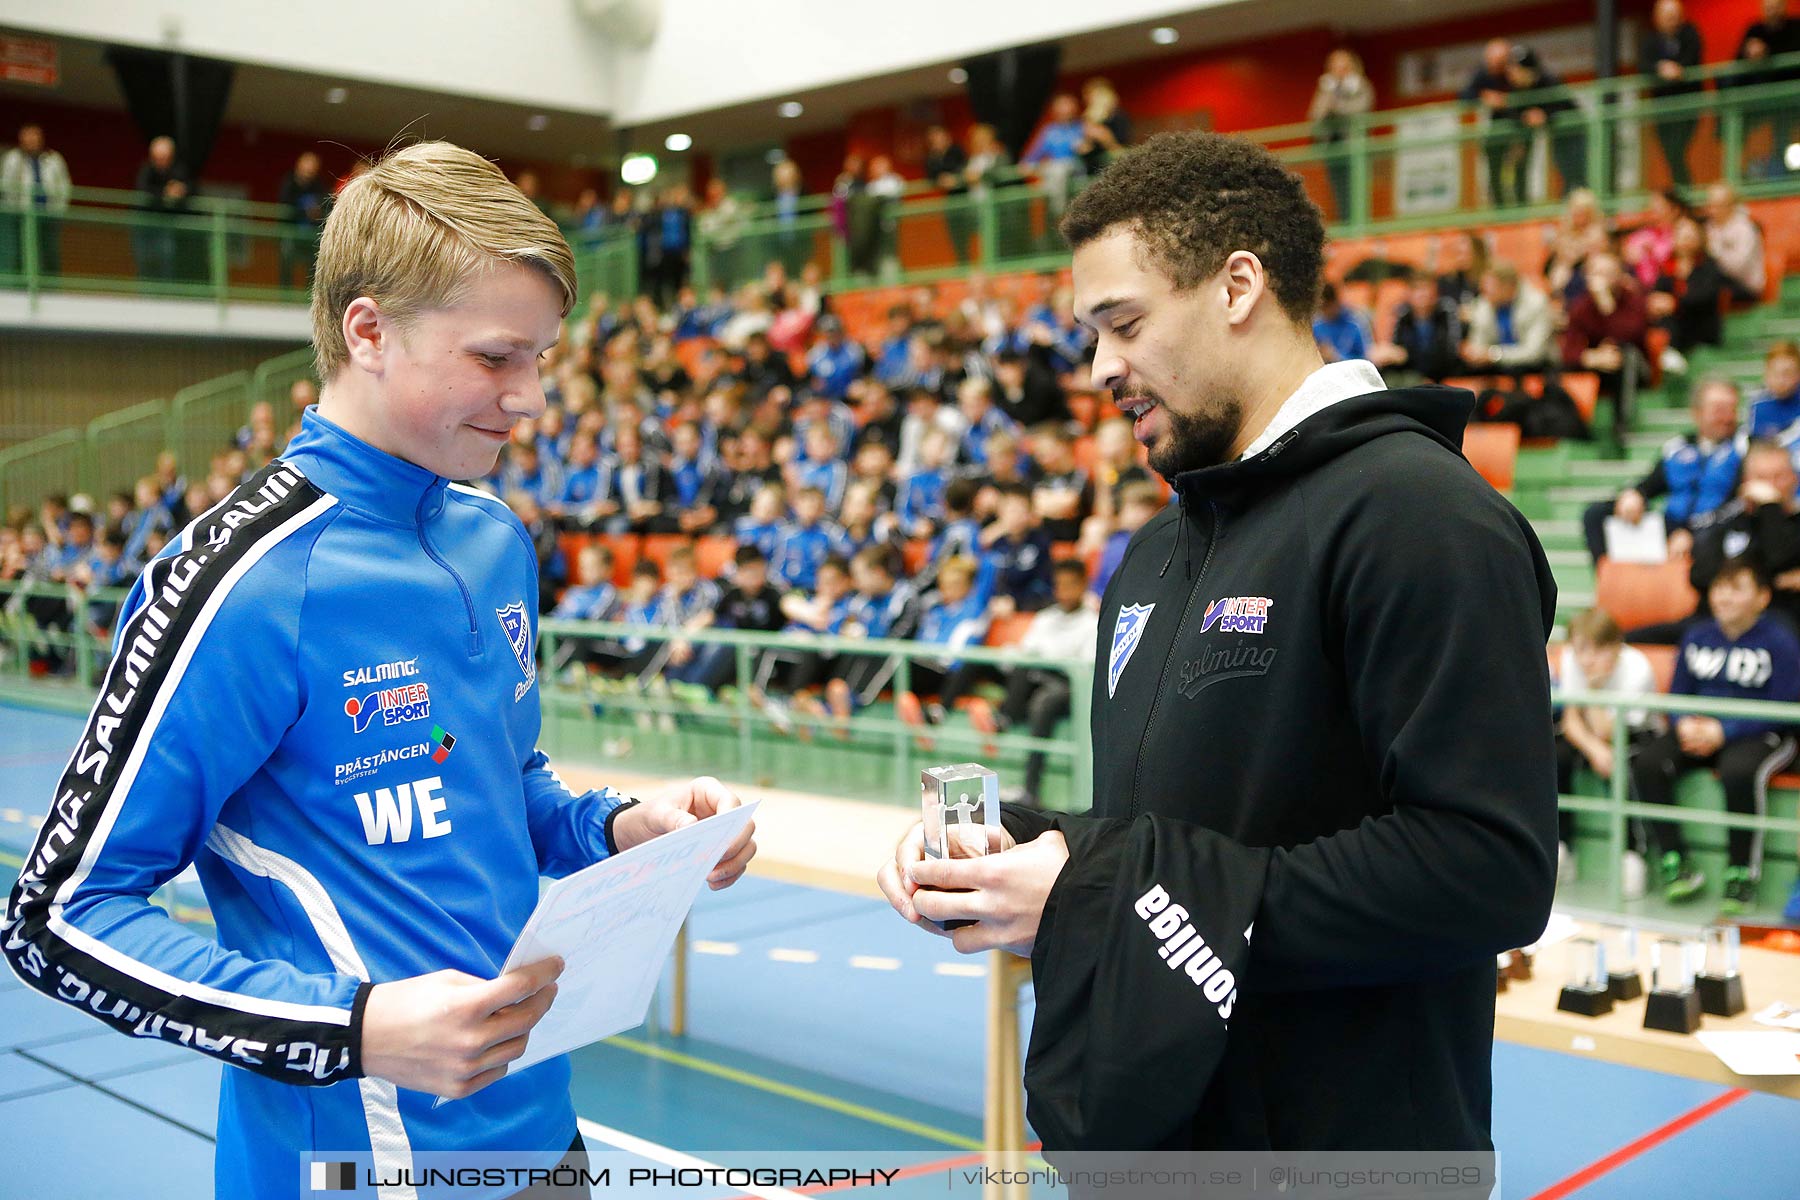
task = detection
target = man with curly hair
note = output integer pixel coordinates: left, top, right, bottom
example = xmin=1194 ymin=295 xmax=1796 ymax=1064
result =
xmin=881 ymin=133 xmax=1557 ymax=1154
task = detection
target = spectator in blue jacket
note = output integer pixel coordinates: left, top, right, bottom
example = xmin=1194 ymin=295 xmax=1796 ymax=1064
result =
xmin=1583 ymin=376 xmax=1743 ymax=563
xmin=1631 ymin=556 xmax=1800 ymax=913
xmin=1748 ymin=341 xmax=1800 ymax=439
xmin=899 ymin=427 xmax=954 ymax=537
xmin=806 ymin=315 xmax=866 ymax=400
xmin=795 ymin=426 xmax=851 ymax=511
xmin=772 ymin=487 xmax=843 ymax=592
xmin=902 ymin=555 xmax=993 ymax=725
xmin=980 ymin=485 xmax=1055 ymax=613
xmin=733 ymin=486 xmax=787 ymax=563
xmin=1312 ymin=282 xmax=1373 ymax=363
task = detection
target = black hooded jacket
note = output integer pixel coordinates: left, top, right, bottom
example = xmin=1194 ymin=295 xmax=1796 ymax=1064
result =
xmin=1004 ymin=385 xmax=1558 ymax=1151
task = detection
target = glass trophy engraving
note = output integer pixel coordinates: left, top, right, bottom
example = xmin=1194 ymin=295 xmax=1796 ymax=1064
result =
xmin=1697 ymin=925 xmax=1746 ymax=1017
xmin=1557 ymin=936 xmax=1613 ymax=1016
xmin=1605 ymin=925 xmax=1644 ymax=1001
xmin=1644 ymin=937 xmax=1703 ymax=1034
xmin=920 ymin=764 xmax=1000 ymax=930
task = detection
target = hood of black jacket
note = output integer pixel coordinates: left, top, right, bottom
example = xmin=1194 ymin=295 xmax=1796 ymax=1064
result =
xmin=1169 ymin=385 xmax=1476 ymax=508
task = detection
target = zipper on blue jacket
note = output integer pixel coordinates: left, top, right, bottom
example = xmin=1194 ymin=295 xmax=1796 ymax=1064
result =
xmin=416 ymin=490 xmax=481 ymax=656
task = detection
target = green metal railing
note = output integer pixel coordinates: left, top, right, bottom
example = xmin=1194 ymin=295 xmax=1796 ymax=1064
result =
xmin=7 ymin=61 xmax=1796 ymax=310
xmin=0 ymin=345 xmax=322 ymax=515
xmin=4 ymin=579 xmax=1797 ymax=920
xmin=538 ymin=617 xmax=1094 ymax=810
xmin=1555 ymin=685 xmax=1800 ymax=922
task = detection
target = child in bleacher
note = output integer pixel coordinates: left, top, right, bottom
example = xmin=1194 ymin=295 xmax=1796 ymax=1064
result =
xmin=1555 ymin=607 xmax=1662 ymax=889
xmin=610 ymin=559 xmax=669 ymax=680
xmin=850 ymin=436 xmax=899 ymax=513
xmin=1029 ymin=424 xmax=1093 ymax=544
xmin=551 ymin=543 xmax=618 ymax=621
xmin=732 ymin=484 xmax=787 ymax=563
xmin=979 ymin=484 xmax=1055 ymax=614
xmin=771 ymin=486 xmax=841 ymax=592
xmin=657 ymin=543 xmax=724 ymax=690
xmin=1630 ymin=556 xmax=1800 ymax=913
xmin=1747 ymin=340 xmax=1800 ymax=439
xmin=902 ymin=554 xmax=992 ymax=726
xmin=836 ymin=479 xmax=901 ymax=561
xmin=699 ymin=546 xmax=788 ymax=693
xmin=792 ymin=547 xmax=920 ymax=736
xmin=967 ymin=558 xmax=1099 ymax=806
xmin=898 ymin=427 xmax=954 ymax=538
xmin=1091 ymin=481 xmax=1165 ymax=596
xmin=928 ymin=478 xmax=985 ymax=570
xmin=794 ymin=425 xmax=850 ymax=511
xmin=554 ymin=433 xmax=605 ymax=529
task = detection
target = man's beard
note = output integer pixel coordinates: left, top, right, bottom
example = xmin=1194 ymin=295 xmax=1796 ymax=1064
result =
xmin=1141 ymin=392 xmax=1244 ymax=480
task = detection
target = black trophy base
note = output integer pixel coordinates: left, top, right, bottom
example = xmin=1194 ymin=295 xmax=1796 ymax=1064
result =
xmin=1557 ymin=984 xmax=1614 ymax=1017
xmin=1697 ymin=972 xmax=1746 ymax=1017
xmin=1608 ymin=970 xmax=1644 ymax=1002
xmin=1644 ymin=987 xmax=1703 ymax=1034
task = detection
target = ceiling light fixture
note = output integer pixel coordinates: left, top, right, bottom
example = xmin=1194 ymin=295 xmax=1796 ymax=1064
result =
xmin=948 ymin=67 xmax=968 ymax=84
xmin=664 ymin=132 xmax=692 ymax=152
xmin=777 ymin=101 xmax=804 ymax=119
xmin=620 ymin=153 xmax=658 ymax=186
xmin=1151 ymin=26 xmax=1179 ymax=45
xmin=527 ymin=114 xmax=549 ymax=131
xmin=325 ymin=87 xmax=347 ymax=104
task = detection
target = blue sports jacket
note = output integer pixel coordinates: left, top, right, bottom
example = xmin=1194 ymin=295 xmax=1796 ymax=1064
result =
xmin=3 ymin=408 xmax=629 ymax=1199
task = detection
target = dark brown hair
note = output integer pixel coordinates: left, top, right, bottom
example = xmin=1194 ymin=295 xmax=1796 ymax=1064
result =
xmin=1059 ymin=132 xmax=1325 ymax=324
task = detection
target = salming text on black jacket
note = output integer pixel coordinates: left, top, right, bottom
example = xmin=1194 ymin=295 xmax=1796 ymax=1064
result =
xmin=1006 ymin=378 xmax=1558 ymax=1151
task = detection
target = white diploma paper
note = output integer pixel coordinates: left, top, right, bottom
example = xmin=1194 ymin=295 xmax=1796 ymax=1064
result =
xmin=444 ymin=801 xmax=757 ymax=1097
xmin=1695 ymin=1030 xmax=1800 ymax=1076
xmin=1603 ymin=513 xmax=1667 ymax=564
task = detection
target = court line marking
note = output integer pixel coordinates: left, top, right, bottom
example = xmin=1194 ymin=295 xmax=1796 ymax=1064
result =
xmin=602 ymin=1034 xmax=983 ymax=1151
xmin=768 ymin=948 xmax=820 ymax=964
xmin=1526 ymin=1087 xmax=1751 ymax=1200
xmin=848 ymin=956 xmax=901 ymax=971
xmin=692 ymin=940 xmax=741 ymax=956
xmin=933 ymin=963 xmax=987 ymax=978
xmin=576 ymin=1117 xmax=811 ymax=1200
xmin=13 ymin=1047 xmax=216 ymax=1142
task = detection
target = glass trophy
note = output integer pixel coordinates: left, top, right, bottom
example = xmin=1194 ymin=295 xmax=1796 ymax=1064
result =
xmin=1605 ymin=925 xmax=1644 ymax=1001
xmin=1556 ymin=936 xmax=1613 ymax=1017
xmin=919 ymin=764 xmax=1000 ymax=930
xmin=1697 ymin=925 xmax=1747 ymax=1017
xmin=1644 ymin=937 xmax=1703 ymax=1034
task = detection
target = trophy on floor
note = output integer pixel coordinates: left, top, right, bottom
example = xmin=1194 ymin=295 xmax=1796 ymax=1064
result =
xmin=1556 ymin=936 xmax=1614 ymax=1017
xmin=1605 ymin=925 xmax=1644 ymax=1002
xmin=920 ymin=764 xmax=1001 ymax=930
xmin=1644 ymin=937 xmax=1703 ymax=1034
xmin=1697 ymin=925 xmax=1747 ymax=1017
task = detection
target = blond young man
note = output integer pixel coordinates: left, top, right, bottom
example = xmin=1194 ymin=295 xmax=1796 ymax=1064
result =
xmin=3 ymin=142 xmax=753 ymax=1199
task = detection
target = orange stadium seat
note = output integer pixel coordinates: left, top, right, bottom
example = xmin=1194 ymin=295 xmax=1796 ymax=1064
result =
xmin=1595 ymin=559 xmax=1697 ymax=632
xmin=1461 ymin=422 xmax=1520 ymax=491
xmin=639 ymin=533 xmax=689 ymax=573
xmin=557 ymin=532 xmax=592 ymax=580
xmin=602 ymin=534 xmax=640 ymax=587
xmin=986 ymin=611 xmax=1034 ymax=648
xmin=1558 ymin=372 xmax=1600 ymax=423
xmin=1637 ymin=643 xmax=1679 ymax=694
xmin=695 ymin=535 xmax=736 ymax=579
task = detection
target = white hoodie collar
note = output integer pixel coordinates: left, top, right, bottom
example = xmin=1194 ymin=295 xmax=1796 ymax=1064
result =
xmin=1239 ymin=359 xmax=1387 ymax=460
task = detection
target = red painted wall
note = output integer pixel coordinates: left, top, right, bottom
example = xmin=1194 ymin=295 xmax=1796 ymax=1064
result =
xmin=780 ymin=0 xmax=1779 ymax=188
xmin=0 ymin=92 xmax=606 ymax=202
xmin=0 ymin=0 xmax=1773 ymax=202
